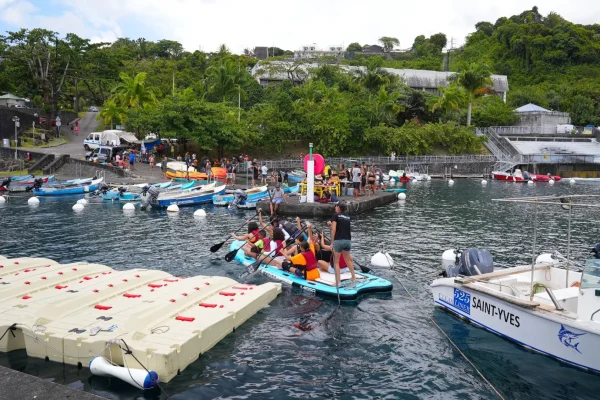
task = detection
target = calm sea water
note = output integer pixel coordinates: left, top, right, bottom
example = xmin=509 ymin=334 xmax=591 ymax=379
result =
xmin=1 ymin=180 xmax=600 ymax=400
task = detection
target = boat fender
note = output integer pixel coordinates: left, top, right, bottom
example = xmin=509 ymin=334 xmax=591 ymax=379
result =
xmin=89 ymin=356 xmax=159 ymax=389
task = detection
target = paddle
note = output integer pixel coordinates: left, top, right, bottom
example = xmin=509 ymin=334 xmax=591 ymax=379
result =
xmin=246 ymin=226 xmax=307 ymax=274
xmin=314 ymin=226 xmax=372 ymax=274
xmin=210 ymin=210 xmax=259 ymax=253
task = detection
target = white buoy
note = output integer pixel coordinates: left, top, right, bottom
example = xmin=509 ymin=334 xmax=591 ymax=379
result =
xmin=167 ymin=204 xmax=179 ymax=213
xmin=370 ymin=252 xmax=394 ymax=268
xmin=570 ymin=179 xmax=576 ymax=185
xmin=28 ymin=197 xmax=40 ymax=206
xmin=194 ymin=209 xmax=207 ymax=217
xmin=549 ymin=179 xmax=555 ymax=185
xmin=527 ymin=180 xmax=534 ymax=185
xmin=90 ymin=356 xmax=158 ymax=389
xmin=123 ymin=203 xmax=135 ymax=212
xmin=448 ymin=179 xmax=454 ymax=185
xmin=72 ymin=203 xmax=84 ymax=212
xmin=397 ymin=192 xmax=406 ymax=200
xmin=0 ymin=195 xmax=5 ymax=204
xmin=426 ymin=175 xmax=431 ymax=181
xmin=76 ymin=198 xmax=88 ymax=205
xmin=481 ymin=179 xmax=487 ymax=185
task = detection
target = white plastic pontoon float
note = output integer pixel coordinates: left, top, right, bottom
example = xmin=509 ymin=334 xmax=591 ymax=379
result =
xmin=0 ymin=256 xmax=281 ymax=385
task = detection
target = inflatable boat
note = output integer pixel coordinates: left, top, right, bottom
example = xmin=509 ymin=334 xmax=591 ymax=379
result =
xmin=229 ymin=240 xmax=393 ymax=300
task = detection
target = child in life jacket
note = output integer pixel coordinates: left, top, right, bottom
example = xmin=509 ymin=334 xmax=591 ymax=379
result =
xmin=232 ymin=222 xmax=260 ymax=255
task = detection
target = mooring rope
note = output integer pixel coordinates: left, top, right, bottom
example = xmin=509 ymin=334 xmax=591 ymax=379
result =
xmin=387 ymin=261 xmax=505 ymax=400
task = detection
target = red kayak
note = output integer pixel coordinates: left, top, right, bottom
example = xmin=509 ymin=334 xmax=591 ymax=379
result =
xmin=493 ymin=170 xmax=561 ymax=182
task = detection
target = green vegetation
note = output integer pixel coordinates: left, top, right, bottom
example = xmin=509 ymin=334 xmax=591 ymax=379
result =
xmin=2 ymin=6 xmax=597 ymax=158
xmin=454 ymin=6 xmax=600 ymax=125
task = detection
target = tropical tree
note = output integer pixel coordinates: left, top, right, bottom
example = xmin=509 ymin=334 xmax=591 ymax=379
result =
xmin=449 ymin=63 xmax=492 ymax=126
xmin=111 ymin=72 xmax=157 ymax=109
xmin=346 ymin=42 xmax=363 ymax=53
xmin=430 ymin=84 xmax=467 ymax=123
xmin=353 ymin=56 xmax=393 ymax=92
xmin=378 ymin=36 xmax=400 ymax=52
xmin=204 ymin=59 xmax=249 ymax=104
xmin=97 ymin=99 xmax=126 ymax=129
xmin=370 ymin=86 xmax=404 ymax=126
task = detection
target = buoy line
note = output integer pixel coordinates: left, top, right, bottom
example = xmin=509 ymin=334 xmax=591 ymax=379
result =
xmin=385 ymin=257 xmax=505 ymax=400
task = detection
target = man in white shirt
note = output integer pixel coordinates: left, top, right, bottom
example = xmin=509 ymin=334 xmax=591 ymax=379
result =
xmin=351 ymin=162 xmax=361 ymax=200
xmin=261 ymin=164 xmax=268 ymax=185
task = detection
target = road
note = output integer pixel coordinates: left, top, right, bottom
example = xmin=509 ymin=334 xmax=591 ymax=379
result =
xmin=23 ymin=111 xmax=99 ymax=159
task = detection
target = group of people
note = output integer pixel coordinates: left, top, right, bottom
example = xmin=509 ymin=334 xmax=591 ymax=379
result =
xmin=319 ymin=161 xmax=382 ymax=200
xmin=231 ymin=203 xmax=355 ymax=287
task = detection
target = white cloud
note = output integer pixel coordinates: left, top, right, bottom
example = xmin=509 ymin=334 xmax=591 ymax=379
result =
xmin=1 ymin=0 xmax=600 ymax=53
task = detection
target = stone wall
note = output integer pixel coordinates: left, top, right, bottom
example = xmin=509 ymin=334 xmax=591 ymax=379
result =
xmin=49 ymin=157 xmax=126 ymax=180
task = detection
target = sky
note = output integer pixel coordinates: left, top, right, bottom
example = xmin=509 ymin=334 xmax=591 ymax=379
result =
xmin=0 ymin=0 xmax=599 ymax=53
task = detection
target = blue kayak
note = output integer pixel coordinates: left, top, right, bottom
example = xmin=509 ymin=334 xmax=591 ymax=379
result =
xmin=229 ymin=240 xmax=393 ymax=300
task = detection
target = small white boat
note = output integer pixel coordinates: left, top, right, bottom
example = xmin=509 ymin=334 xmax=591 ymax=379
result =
xmin=432 ymin=194 xmax=600 ymax=373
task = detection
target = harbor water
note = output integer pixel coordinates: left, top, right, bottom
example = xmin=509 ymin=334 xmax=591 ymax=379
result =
xmin=2 ymin=180 xmax=600 ymax=399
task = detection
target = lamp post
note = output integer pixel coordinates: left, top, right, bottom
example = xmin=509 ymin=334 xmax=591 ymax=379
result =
xmin=307 ymin=142 xmax=314 ymax=203
xmin=12 ymin=116 xmax=20 ymax=159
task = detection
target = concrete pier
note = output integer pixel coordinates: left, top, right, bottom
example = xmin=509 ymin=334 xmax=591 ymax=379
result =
xmin=256 ymin=191 xmax=399 ymax=217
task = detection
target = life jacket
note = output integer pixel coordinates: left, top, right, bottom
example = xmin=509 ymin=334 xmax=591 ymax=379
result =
xmin=302 ymin=249 xmax=318 ymax=271
xmin=264 ymin=239 xmax=284 ymax=256
xmin=249 ymin=229 xmax=259 ymax=243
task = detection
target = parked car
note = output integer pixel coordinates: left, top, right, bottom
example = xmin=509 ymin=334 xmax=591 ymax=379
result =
xmin=88 ymin=106 xmax=99 ymax=112
xmin=39 ymin=117 xmax=56 ymax=127
xmin=85 ymin=144 xmax=129 ymax=163
xmin=12 ymin=104 xmax=25 ymax=109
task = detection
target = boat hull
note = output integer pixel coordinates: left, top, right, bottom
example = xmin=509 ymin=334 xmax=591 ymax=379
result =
xmin=493 ymin=172 xmax=562 ymax=182
xmin=157 ymin=185 xmax=225 ymax=207
xmin=34 ymin=179 xmax=103 ymax=196
xmin=230 ymin=240 xmax=393 ymax=300
xmin=431 ymin=281 xmax=600 ymax=373
xmin=212 ymin=186 xmax=269 ymax=206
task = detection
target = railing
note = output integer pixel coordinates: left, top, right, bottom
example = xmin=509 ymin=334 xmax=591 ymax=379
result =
xmin=520 ymin=154 xmax=600 ymax=164
xmin=241 ymin=155 xmax=498 ymax=171
xmin=489 ymin=126 xmax=532 ymax=135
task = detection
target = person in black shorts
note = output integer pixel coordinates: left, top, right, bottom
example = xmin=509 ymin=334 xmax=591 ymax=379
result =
xmin=252 ymin=159 xmax=259 ymax=186
xmin=328 ymin=202 xmax=356 ymax=286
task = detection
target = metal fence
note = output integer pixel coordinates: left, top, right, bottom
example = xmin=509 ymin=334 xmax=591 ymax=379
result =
xmin=242 ymin=155 xmax=498 ymax=171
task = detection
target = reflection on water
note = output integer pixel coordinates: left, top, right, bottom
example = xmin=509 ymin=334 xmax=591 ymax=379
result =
xmin=2 ymin=181 xmax=600 ymax=399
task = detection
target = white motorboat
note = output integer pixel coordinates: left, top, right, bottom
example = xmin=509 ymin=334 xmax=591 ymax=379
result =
xmin=431 ymin=194 xmax=600 ymax=373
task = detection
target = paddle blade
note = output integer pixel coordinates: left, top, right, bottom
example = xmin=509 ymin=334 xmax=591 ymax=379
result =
xmin=247 ymin=258 xmax=263 ymax=273
xmin=356 ymin=262 xmax=372 ymax=274
xmin=210 ymin=241 xmax=225 ymax=253
xmin=224 ymin=248 xmax=239 ymax=262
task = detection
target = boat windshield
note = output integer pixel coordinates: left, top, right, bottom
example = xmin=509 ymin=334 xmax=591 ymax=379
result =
xmin=581 ymin=259 xmax=600 ymax=289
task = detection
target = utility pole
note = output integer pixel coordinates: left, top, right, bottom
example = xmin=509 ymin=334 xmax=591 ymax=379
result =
xmin=12 ymin=116 xmax=20 ymax=160
xmin=172 ymin=71 xmax=175 ymax=97
xmin=238 ymin=59 xmax=241 ymax=122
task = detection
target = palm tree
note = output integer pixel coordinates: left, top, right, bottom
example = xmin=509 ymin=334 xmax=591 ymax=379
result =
xmin=97 ymin=99 xmax=126 ymax=129
xmin=353 ymin=56 xmax=392 ymax=92
xmin=371 ymin=86 xmax=404 ymax=126
xmin=111 ymin=72 xmax=157 ymax=109
xmin=430 ymin=84 xmax=467 ymax=123
xmin=450 ymin=63 xmax=492 ymax=126
xmin=205 ymin=59 xmax=248 ymax=103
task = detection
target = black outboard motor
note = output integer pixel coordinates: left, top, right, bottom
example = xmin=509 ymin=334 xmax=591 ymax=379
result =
xmin=592 ymin=243 xmax=600 ymax=259
xmin=0 ymin=177 xmax=10 ymax=190
xmin=230 ymin=189 xmax=247 ymax=208
xmin=444 ymin=248 xmax=494 ymax=278
xmin=141 ymin=185 xmax=160 ymax=209
xmin=523 ymin=171 xmax=531 ymax=181
xmin=26 ymin=178 xmax=44 ymax=192
xmin=118 ymin=186 xmax=128 ymax=197
xmin=99 ymin=182 xmax=110 ymax=194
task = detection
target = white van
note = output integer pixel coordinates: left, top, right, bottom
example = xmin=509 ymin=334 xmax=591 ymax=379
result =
xmin=83 ymin=131 xmax=121 ymax=150
xmin=557 ymin=124 xmax=576 ymax=134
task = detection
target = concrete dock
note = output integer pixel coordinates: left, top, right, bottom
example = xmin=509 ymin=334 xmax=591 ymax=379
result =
xmin=256 ymin=190 xmax=399 ymax=217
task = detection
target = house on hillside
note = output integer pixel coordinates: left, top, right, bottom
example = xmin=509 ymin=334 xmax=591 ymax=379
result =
xmin=294 ymin=44 xmax=344 ymax=60
xmin=362 ymin=45 xmax=384 ymax=54
xmin=514 ymin=103 xmax=571 ymax=134
xmin=0 ymin=93 xmax=26 ymax=108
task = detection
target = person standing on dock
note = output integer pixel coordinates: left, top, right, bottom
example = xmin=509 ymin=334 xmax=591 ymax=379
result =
xmin=261 ymin=163 xmax=268 ymax=186
xmin=328 ymin=202 xmax=356 ymax=286
xmin=351 ymin=162 xmax=361 ymax=200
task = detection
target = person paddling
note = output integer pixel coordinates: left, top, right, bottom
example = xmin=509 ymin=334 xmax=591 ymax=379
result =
xmin=328 ymin=202 xmax=355 ymax=286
